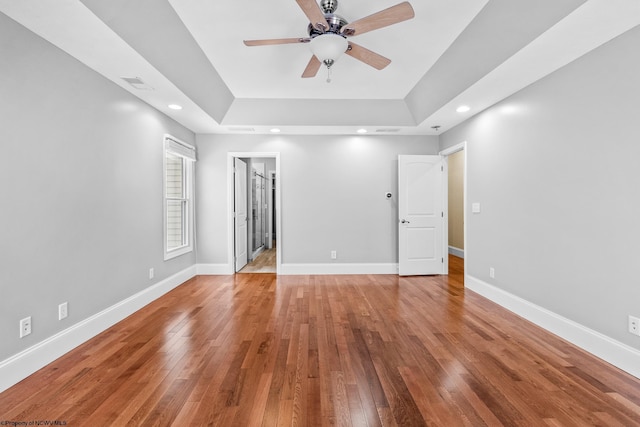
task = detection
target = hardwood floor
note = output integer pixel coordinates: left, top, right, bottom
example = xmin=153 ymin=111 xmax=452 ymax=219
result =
xmin=1 ymin=256 xmax=640 ymax=425
xmin=240 ymin=246 xmax=277 ymax=273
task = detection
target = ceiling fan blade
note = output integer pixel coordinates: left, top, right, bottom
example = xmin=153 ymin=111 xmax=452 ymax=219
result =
xmin=244 ymin=38 xmax=310 ymax=46
xmin=346 ymin=42 xmax=391 ymax=70
xmin=341 ymin=2 xmax=415 ymax=36
xmin=295 ymin=0 xmax=328 ymax=32
xmin=302 ymin=55 xmax=322 ymax=78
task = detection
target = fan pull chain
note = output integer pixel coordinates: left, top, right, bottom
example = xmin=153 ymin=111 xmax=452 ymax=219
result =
xmin=326 ymin=66 xmax=332 ymax=83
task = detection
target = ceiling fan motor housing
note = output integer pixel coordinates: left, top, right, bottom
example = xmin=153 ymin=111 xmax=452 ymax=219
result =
xmin=307 ymin=13 xmax=348 ymax=37
xmin=306 ymin=0 xmax=347 ymax=38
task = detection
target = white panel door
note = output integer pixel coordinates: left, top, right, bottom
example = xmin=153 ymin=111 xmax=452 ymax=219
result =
xmin=234 ymin=158 xmax=248 ymax=272
xmin=398 ymin=155 xmax=445 ymax=276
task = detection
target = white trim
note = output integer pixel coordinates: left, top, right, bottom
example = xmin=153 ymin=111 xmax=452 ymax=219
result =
xmin=439 ymin=141 xmax=466 ymax=157
xmin=251 ymin=245 xmax=265 ymax=262
xmin=267 ymin=170 xmax=276 ymax=250
xmin=196 ymin=263 xmax=234 ymax=275
xmin=465 ymin=274 xmax=640 ymax=380
xmin=441 ymin=155 xmax=449 ymax=275
xmin=280 ymin=263 xmax=398 ymax=275
xmin=198 ymin=262 xmax=399 ymax=276
xmin=448 ymin=246 xmax=465 ymax=258
xmin=439 ymin=141 xmax=467 ymax=278
xmin=0 ymin=266 xmax=197 ymax=393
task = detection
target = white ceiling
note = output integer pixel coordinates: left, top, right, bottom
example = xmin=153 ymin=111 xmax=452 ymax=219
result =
xmin=2 ymin=0 xmax=639 ymax=135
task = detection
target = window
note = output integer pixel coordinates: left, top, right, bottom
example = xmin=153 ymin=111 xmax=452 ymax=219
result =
xmin=163 ymin=135 xmax=196 ymax=260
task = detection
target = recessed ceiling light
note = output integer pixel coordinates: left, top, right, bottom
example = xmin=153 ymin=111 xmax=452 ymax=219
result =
xmin=357 ymin=129 xmax=367 ymax=134
xmin=168 ymin=104 xmax=182 ymax=110
xmin=270 ymin=128 xmax=281 ymax=133
xmin=456 ymin=105 xmax=470 ymax=113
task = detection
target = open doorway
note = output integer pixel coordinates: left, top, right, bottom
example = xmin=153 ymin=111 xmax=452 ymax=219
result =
xmin=241 ymin=158 xmax=275 ymax=273
xmin=228 ymin=153 xmax=281 ymax=274
xmin=440 ymin=142 xmax=467 ymax=281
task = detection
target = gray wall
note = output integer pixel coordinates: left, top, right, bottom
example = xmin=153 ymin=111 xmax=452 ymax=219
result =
xmin=196 ymin=134 xmax=439 ymax=266
xmin=440 ymin=25 xmax=640 ymax=347
xmin=0 ymin=13 xmax=195 ymax=360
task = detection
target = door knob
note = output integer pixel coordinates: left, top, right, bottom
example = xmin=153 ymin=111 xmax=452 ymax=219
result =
xmin=401 ymin=219 xmax=410 ymax=224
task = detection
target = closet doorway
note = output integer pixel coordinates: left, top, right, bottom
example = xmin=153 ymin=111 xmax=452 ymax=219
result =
xmin=228 ymin=153 xmax=280 ymax=274
xmin=440 ymin=142 xmax=467 ymax=280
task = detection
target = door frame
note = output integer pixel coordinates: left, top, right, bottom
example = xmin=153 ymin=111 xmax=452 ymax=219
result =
xmin=227 ymin=152 xmax=281 ymax=274
xmin=234 ymin=158 xmax=248 ymax=272
xmin=267 ymin=170 xmax=276 ymax=250
xmin=439 ymin=141 xmax=468 ymax=280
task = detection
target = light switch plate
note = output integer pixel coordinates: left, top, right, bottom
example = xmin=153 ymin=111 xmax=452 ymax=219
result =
xmin=472 ymin=203 xmax=481 ymax=213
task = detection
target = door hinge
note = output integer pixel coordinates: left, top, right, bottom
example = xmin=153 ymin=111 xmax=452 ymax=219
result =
xmin=441 ymin=165 xmax=444 ymax=172
xmin=441 ymin=212 xmax=444 ymax=218
xmin=442 ymin=258 xmax=444 ymax=263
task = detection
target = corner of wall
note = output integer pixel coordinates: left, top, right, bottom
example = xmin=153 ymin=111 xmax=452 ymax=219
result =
xmin=465 ymin=274 xmax=640 ymax=380
xmin=0 ymin=266 xmax=197 ymax=393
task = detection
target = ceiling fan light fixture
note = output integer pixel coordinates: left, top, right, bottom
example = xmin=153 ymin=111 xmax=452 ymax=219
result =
xmin=245 ymin=0 xmax=415 ymax=79
xmin=309 ymin=33 xmax=348 ymax=67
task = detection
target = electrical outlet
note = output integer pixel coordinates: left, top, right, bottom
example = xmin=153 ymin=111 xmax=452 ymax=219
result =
xmin=330 ymin=250 xmax=337 ymax=260
xmin=59 ymin=302 xmax=68 ymax=320
xmin=149 ymin=268 xmax=154 ymax=280
xmin=489 ymin=267 xmax=495 ymax=279
xmin=20 ymin=316 xmax=31 ymax=338
xmin=629 ymin=316 xmax=640 ymax=336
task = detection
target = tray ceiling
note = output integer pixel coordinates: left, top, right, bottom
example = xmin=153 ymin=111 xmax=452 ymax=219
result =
xmin=1 ymin=0 xmax=639 ymax=135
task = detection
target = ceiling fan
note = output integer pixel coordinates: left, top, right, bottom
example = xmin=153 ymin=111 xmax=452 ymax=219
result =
xmin=243 ymin=0 xmax=415 ymax=81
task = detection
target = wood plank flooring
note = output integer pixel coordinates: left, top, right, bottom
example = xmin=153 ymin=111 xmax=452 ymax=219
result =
xmin=1 ymin=256 xmax=640 ymax=425
xmin=240 ymin=247 xmax=277 ymax=273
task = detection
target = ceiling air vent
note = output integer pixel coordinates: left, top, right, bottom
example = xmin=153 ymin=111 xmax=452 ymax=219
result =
xmin=121 ymin=77 xmax=154 ymax=91
xmin=375 ymin=128 xmax=401 ymax=133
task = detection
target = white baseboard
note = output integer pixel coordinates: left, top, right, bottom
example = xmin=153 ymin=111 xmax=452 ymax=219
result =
xmin=196 ymin=263 xmax=234 ymax=275
xmin=195 ymin=263 xmax=400 ymax=276
xmin=448 ymin=246 xmax=464 ymax=258
xmin=280 ymin=263 xmax=398 ymax=275
xmin=0 ymin=266 xmax=197 ymax=393
xmin=465 ymin=274 xmax=640 ymax=379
